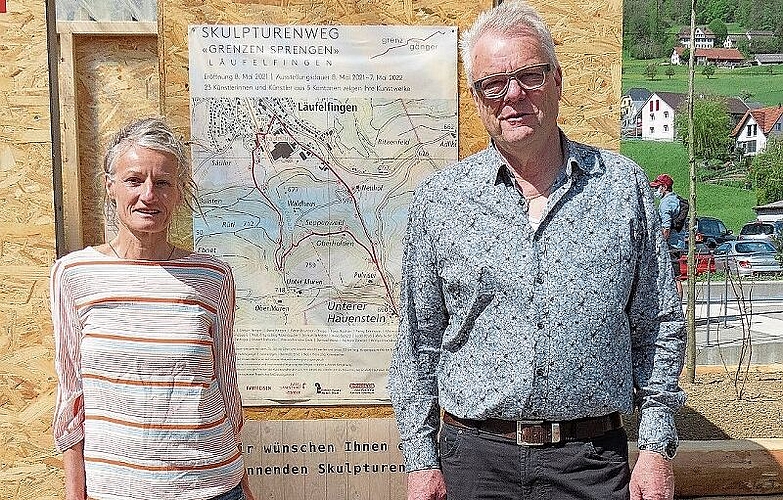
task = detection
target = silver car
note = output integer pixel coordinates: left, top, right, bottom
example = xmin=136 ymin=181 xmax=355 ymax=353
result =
xmin=713 ymin=240 xmax=783 ymax=277
xmin=738 ymin=220 xmax=783 ymax=249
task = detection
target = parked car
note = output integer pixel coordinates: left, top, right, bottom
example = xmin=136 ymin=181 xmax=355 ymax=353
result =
xmin=738 ymin=220 xmax=783 ymax=250
xmin=713 ymin=240 xmax=783 ymax=277
xmin=677 ymin=243 xmax=716 ymax=278
xmin=693 ymin=216 xmax=734 ymax=247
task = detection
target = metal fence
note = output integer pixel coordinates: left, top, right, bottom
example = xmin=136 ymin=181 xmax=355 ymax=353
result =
xmin=688 ymin=272 xmax=783 ymax=365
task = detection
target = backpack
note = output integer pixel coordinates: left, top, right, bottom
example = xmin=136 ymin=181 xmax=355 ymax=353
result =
xmin=671 ymin=194 xmax=689 ymax=232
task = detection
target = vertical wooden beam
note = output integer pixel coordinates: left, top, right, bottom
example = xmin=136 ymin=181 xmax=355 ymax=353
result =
xmin=57 ymin=31 xmax=84 ymax=253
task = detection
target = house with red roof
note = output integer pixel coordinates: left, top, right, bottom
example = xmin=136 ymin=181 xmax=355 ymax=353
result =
xmin=731 ymin=105 xmax=783 ymax=155
xmin=671 ymin=47 xmax=745 ymax=67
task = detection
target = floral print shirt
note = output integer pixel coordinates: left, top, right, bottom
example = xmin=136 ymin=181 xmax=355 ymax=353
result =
xmin=388 ymin=134 xmax=686 ymax=471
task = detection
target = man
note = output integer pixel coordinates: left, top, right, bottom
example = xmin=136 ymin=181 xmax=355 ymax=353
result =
xmin=388 ymin=2 xmax=686 ymax=500
xmin=650 ymin=173 xmax=686 ymax=299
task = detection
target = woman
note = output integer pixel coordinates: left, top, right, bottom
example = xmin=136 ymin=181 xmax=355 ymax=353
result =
xmin=51 ymin=117 xmax=255 ymax=500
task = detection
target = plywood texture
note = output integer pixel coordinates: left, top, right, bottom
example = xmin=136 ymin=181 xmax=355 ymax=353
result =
xmin=0 ymin=0 xmax=60 ymax=498
xmin=72 ymin=35 xmax=161 ymax=247
xmin=536 ymin=0 xmax=623 ymax=150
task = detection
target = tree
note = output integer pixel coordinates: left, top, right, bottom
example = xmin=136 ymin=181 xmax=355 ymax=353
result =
xmin=665 ymin=66 xmax=676 ymax=79
xmin=675 ymin=96 xmax=733 ymax=160
xmin=708 ymin=19 xmax=729 ymax=45
xmin=644 ymin=63 xmax=658 ymax=80
xmin=702 ymin=65 xmax=716 ymax=78
xmin=747 ymin=36 xmax=783 ymax=54
xmin=630 ymin=38 xmax=667 ymax=59
xmin=751 ymin=139 xmax=783 ymax=205
xmin=705 ymin=0 xmax=732 ymax=25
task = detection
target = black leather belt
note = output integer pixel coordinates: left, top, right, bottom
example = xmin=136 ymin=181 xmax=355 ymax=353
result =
xmin=443 ymin=411 xmax=623 ymax=446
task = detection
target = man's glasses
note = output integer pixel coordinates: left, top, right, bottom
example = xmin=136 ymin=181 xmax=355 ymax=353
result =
xmin=472 ymin=63 xmax=552 ymax=100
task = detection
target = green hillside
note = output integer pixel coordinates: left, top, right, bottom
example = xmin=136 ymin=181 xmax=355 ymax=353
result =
xmin=621 ymin=58 xmax=783 ymax=106
xmin=620 ymin=140 xmax=759 ymax=232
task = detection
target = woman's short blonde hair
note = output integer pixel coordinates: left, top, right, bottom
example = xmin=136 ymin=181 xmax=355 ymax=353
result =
xmin=103 ymin=117 xmax=197 ymax=215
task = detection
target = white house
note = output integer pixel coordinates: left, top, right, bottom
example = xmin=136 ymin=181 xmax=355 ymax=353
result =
xmin=725 ymin=31 xmax=778 ymax=49
xmin=637 ymin=92 xmax=686 ymax=141
xmin=731 ymin=105 xmax=783 ymax=155
xmin=678 ymin=26 xmax=715 ymax=48
xmin=637 ymin=92 xmax=749 ymax=142
xmin=723 ymin=35 xmax=739 ymax=48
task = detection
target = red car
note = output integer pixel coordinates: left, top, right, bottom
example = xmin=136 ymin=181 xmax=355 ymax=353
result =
xmin=677 ymin=244 xmax=716 ymax=279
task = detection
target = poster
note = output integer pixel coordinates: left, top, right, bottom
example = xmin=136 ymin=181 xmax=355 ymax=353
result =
xmin=188 ymin=25 xmax=458 ymax=404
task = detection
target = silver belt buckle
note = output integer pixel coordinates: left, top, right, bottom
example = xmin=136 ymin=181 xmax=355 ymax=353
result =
xmin=516 ymin=420 xmax=561 ymax=446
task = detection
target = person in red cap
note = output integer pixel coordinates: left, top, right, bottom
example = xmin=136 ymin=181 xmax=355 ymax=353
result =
xmin=650 ymin=174 xmax=685 ymax=298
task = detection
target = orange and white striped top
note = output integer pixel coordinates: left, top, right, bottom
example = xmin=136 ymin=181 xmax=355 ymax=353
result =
xmin=51 ymin=247 xmax=245 ymax=500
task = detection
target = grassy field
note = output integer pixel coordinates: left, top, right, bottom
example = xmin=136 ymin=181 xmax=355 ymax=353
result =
xmin=620 ymin=140 xmax=759 ymax=232
xmin=621 ymin=58 xmax=783 ymax=106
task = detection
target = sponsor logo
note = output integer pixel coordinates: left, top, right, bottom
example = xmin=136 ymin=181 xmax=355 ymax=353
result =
xmin=245 ymin=385 xmax=272 ymax=391
xmin=348 ymin=382 xmax=376 ymax=394
xmin=281 ymin=381 xmax=306 ymax=395
xmin=315 ymin=382 xmax=342 ymax=395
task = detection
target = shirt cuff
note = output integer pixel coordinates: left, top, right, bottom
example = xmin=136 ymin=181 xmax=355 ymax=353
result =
xmin=637 ymin=406 xmax=679 ymax=452
xmin=55 ymin=425 xmax=85 ymax=453
xmin=400 ymin=438 xmax=440 ymax=472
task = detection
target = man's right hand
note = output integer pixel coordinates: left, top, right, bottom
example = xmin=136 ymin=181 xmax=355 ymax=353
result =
xmin=407 ymin=469 xmax=447 ymax=500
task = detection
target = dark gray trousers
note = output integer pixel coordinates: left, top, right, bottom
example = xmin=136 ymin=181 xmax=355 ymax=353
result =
xmin=209 ymin=483 xmax=245 ymax=500
xmin=440 ymin=422 xmax=631 ymax=500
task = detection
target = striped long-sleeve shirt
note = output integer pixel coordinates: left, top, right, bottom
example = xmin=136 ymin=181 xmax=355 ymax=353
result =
xmin=51 ymin=247 xmax=245 ymax=500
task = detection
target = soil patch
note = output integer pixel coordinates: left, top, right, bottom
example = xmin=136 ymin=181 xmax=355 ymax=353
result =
xmin=624 ymin=370 xmax=783 ymax=440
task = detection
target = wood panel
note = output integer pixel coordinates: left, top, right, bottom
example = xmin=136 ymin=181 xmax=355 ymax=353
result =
xmin=241 ymin=419 xmax=406 ymax=499
xmin=0 ymin=0 xmax=59 ymax=498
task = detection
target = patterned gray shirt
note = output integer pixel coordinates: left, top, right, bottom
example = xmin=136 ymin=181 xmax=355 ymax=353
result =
xmin=388 ymin=134 xmax=686 ymax=472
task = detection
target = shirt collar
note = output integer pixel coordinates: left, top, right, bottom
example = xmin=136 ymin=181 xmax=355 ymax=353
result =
xmin=484 ymin=130 xmax=604 ymax=187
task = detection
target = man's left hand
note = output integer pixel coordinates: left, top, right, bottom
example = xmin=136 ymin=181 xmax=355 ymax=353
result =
xmin=630 ymin=450 xmax=674 ymax=500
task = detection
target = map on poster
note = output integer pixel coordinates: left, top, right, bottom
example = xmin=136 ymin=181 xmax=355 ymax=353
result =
xmin=188 ymin=25 xmax=458 ymax=404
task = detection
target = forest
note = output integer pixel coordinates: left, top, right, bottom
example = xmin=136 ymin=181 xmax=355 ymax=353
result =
xmin=623 ymin=0 xmax=783 ymax=58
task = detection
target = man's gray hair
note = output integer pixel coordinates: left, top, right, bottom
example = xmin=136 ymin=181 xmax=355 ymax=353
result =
xmin=460 ymin=0 xmax=559 ymax=85
xmin=104 ymin=116 xmax=197 ymax=213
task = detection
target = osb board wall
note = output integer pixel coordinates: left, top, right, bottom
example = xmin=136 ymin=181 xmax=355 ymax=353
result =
xmin=72 ymin=35 xmax=164 ymax=247
xmin=0 ymin=1 xmax=59 ymax=499
xmin=160 ymin=0 xmax=622 ymax=422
